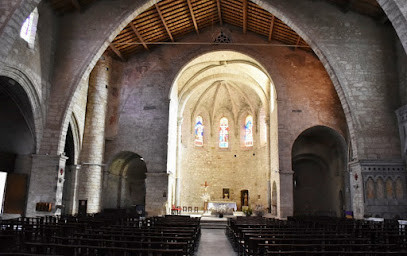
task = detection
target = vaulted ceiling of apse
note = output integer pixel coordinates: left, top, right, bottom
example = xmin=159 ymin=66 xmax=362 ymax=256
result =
xmin=47 ymin=0 xmax=385 ymax=61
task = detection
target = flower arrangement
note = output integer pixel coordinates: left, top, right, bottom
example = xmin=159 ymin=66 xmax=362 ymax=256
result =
xmin=254 ymin=204 xmax=266 ymax=217
xmin=242 ymin=207 xmax=253 ymax=216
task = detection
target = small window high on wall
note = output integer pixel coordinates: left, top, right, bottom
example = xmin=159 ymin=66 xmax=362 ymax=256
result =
xmin=20 ymin=8 xmax=39 ymax=49
xmin=194 ymin=116 xmax=204 ymax=146
xmin=245 ymin=115 xmax=253 ymax=147
xmin=219 ymin=117 xmax=229 ymax=148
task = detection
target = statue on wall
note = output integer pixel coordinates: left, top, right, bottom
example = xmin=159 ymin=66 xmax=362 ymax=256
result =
xmin=223 ymin=188 xmax=230 ymax=199
xmin=241 ymin=190 xmax=249 ymax=207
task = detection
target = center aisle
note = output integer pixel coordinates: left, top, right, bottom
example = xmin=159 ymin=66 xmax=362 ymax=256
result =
xmin=196 ymin=229 xmax=237 ymax=256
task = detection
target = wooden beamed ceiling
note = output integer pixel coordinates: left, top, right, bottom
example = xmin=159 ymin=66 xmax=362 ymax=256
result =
xmin=107 ymin=0 xmax=312 ymax=60
xmin=47 ymin=0 xmax=386 ymax=60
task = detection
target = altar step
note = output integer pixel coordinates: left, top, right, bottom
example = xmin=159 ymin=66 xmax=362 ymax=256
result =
xmin=200 ymin=217 xmax=228 ymax=229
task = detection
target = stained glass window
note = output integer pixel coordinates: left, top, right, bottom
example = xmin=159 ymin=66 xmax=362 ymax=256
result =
xmin=219 ymin=117 xmax=229 ymax=148
xmin=245 ymin=115 xmax=253 ymax=147
xmin=194 ymin=116 xmax=204 ymax=146
xmin=20 ymin=8 xmax=38 ymax=48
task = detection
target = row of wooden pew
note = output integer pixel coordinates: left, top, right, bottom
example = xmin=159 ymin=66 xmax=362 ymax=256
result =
xmin=0 ymin=213 xmax=200 ymax=255
xmin=226 ymin=216 xmax=407 ymax=256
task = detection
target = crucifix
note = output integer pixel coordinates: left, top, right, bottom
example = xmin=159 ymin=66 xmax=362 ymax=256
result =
xmin=201 ymin=181 xmax=209 ymax=191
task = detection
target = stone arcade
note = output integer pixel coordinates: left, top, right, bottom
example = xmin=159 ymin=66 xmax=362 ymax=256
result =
xmin=0 ymin=0 xmax=406 ymax=221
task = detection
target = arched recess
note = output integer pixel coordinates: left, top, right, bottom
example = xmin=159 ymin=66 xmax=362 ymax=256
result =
xmin=61 ymin=123 xmax=76 ymax=215
xmin=0 ymin=76 xmax=37 ymax=215
xmin=0 ymin=67 xmax=43 ymax=153
xmin=292 ymin=126 xmax=347 ymax=217
xmin=167 ymin=50 xmax=279 ymax=213
xmin=104 ymin=151 xmax=147 ymax=209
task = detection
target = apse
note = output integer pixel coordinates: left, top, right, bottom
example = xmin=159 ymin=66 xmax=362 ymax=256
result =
xmin=167 ymin=50 xmax=278 ymax=213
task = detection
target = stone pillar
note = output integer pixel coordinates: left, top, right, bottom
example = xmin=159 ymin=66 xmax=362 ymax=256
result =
xmin=175 ymin=176 xmax=181 ymax=207
xmin=175 ymin=118 xmax=183 ymax=207
xmin=26 ymin=154 xmax=68 ymax=217
xmin=68 ymin=165 xmax=80 ymax=215
xmin=166 ymin=172 xmax=175 ymax=214
xmin=278 ymin=169 xmax=294 ymax=218
xmin=396 ymin=105 xmax=407 ymax=162
xmin=349 ymin=161 xmax=365 ymax=219
xmin=77 ymin=55 xmax=111 ymax=214
xmin=145 ymin=172 xmax=168 ymax=216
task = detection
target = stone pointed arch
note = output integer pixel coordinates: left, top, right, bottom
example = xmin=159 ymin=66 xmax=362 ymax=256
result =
xmin=377 ymin=0 xmax=407 ymax=54
xmin=0 ymin=66 xmax=44 ymax=153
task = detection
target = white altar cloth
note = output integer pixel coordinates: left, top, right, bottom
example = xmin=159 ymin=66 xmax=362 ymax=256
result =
xmin=207 ymin=201 xmax=237 ymax=211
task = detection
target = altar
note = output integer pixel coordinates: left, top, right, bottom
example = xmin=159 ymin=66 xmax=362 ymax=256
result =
xmin=207 ymin=201 xmax=237 ymax=212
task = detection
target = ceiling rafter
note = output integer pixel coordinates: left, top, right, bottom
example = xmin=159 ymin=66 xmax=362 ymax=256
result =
xmin=242 ymin=0 xmax=248 ymax=34
xmin=109 ymin=44 xmax=126 ymax=62
xmin=268 ymin=15 xmax=275 ymax=42
xmin=187 ymin=0 xmax=199 ymax=35
xmin=130 ymin=22 xmax=149 ymax=50
xmin=216 ymin=0 xmax=223 ymax=25
xmin=294 ymin=35 xmax=301 ymax=50
xmin=155 ymin=3 xmax=175 ymax=42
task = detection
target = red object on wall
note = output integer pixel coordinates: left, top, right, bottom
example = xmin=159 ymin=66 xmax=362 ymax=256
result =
xmin=354 ymin=173 xmax=358 ymax=180
xmin=60 ymin=168 xmax=63 ymax=175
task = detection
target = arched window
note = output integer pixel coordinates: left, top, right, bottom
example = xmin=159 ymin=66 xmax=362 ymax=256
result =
xmin=20 ymin=8 xmax=39 ymax=49
xmin=194 ymin=116 xmax=204 ymax=146
xmin=245 ymin=115 xmax=253 ymax=147
xmin=219 ymin=117 xmax=229 ymax=148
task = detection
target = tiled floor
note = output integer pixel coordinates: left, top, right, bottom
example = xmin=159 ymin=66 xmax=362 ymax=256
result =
xmin=196 ymin=229 xmax=237 ymax=256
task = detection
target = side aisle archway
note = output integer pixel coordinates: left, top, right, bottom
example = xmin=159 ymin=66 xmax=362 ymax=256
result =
xmin=292 ymin=126 xmax=347 ymax=217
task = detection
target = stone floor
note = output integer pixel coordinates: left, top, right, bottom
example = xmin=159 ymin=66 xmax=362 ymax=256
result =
xmin=196 ymin=229 xmax=237 ymax=256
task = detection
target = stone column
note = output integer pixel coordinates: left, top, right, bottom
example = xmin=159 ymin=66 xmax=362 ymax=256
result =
xmin=349 ymin=161 xmax=364 ymax=219
xmin=396 ymin=105 xmax=407 ymax=162
xmin=175 ymin=118 xmax=183 ymax=207
xmin=77 ymin=55 xmax=111 ymax=214
xmin=278 ymin=169 xmax=294 ymax=218
xmin=68 ymin=165 xmax=80 ymax=215
xmin=145 ymin=172 xmax=168 ymax=216
xmin=26 ymin=154 xmax=68 ymax=217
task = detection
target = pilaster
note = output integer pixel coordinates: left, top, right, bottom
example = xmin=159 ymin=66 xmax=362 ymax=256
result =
xmin=278 ymin=169 xmax=294 ymax=218
xmin=145 ymin=172 xmax=168 ymax=216
xmin=26 ymin=154 xmax=67 ymax=217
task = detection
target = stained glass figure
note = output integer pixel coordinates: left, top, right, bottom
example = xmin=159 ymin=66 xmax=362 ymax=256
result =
xmin=219 ymin=117 xmax=229 ymax=148
xmin=245 ymin=115 xmax=253 ymax=147
xmin=194 ymin=116 xmax=204 ymax=146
